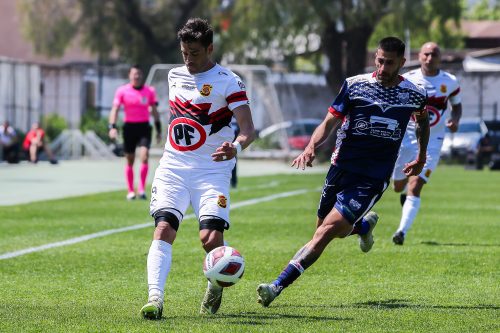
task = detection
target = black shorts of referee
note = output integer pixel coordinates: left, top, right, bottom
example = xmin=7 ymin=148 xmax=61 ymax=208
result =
xmin=122 ymin=122 xmax=152 ymax=154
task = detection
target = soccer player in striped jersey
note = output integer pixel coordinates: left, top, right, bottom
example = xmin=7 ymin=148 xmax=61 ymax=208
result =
xmin=140 ymin=18 xmax=255 ymax=319
xmin=391 ymin=42 xmax=462 ymax=245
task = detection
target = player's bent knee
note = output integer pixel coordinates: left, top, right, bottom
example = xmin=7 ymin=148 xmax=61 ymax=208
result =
xmin=199 ymin=217 xmax=229 ymax=233
xmin=153 ymin=210 xmax=180 ymax=231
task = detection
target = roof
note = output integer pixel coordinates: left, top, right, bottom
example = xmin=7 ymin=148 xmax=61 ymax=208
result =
xmin=461 ymin=20 xmax=500 ymax=38
xmin=0 ymin=1 xmax=96 ymax=66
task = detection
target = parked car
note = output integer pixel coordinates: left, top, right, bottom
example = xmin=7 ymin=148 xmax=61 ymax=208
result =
xmin=441 ymin=117 xmax=489 ymax=159
xmin=257 ymin=118 xmax=322 ymax=150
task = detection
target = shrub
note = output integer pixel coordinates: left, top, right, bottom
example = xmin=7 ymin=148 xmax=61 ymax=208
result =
xmin=41 ymin=113 xmax=68 ymax=142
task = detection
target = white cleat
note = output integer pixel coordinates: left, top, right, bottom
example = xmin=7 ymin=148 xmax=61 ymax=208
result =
xmin=126 ymin=192 xmax=136 ymax=200
xmin=200 ymin=285 xmax=223 ymax=315
xmin=140 ymin=296 xmax=163 ymax=320
xmin=256 ymin=283 xmax=281 ymax=307
xmin=359 ymin=211 xmax=379 ymax=253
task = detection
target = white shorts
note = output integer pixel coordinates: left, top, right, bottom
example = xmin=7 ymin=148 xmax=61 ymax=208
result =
xmin=392 ymin=142 xmax=442 ymax=182
xmin=150 ymin=166 xmax=232 ymax=226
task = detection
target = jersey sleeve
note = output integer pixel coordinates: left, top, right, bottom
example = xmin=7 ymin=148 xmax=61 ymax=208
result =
xmin=112 ymin=86 xmax=124 ymax=108
xmin=448 ymin=82 xmax=461 ymax=106
xmin=328 ymin=80 xmax=350 ymax=119
xmin=413 ymin=91 xmax=428 ymax=117
xmin=225 ymin=75 xmax=249 ymax=111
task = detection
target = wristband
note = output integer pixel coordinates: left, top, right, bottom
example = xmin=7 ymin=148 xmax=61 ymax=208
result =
xmin=154 ymin=120 xmax=162 ymax=134
xmin=108 ymin=123 xmax=117 ymax=130
xmin=233 ymin=141 xmax=242 ymax=154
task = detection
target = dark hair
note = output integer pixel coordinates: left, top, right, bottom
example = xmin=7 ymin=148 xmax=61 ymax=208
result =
xmin=177 ymin=18 xmax=213 ymax=48
xmin=130 ymin=64 xmax=143 ymax=73
xmin=378 ymin=37 xmax=405 ymax=57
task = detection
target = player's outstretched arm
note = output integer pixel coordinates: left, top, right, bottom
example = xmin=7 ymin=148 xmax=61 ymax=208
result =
xmin=212 ymin=104 xmax=255 ymax=162
xmin=291 ymin=112 xmax=341 ymax=170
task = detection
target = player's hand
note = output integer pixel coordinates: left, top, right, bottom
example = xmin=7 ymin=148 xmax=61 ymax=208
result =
xmin=212 ymin=141 xmax=236 ymax=162
xmin=403 ymin=159 xmax=426 ymax=176
xmin=108 ymin=128 xmax=118 ymax=140
xmin=291 ymin=146 xmax=315 ymax=170
xmin=446 ymin=119 xmax=459 ymax=133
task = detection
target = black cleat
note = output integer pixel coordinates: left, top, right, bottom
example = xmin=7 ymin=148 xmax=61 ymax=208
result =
xmin=392 ymin=231 xmax=405 ymax=245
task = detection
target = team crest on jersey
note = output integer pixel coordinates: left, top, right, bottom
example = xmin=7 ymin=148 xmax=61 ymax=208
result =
xmin=440 ymin=84 xmax=447 ymax=93
xmin=141 ymin=96 xmax=148 ymax=104
xmin=200 ymin=84 xmax=213 ymax=96
xmin=349 ymin=199 xmax=362 ymax=211
xmin=425 ymin=169 xmax=432 ymax=177
xmin=217 ymin=194 xmax=227 ymax=208
xmin=398 ymin=91 xmax=410 ymax=104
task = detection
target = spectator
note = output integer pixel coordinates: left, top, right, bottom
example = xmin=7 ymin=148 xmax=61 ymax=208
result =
xmin=0 ymin=120 xmax=19 ymax=163
xmin=22 ymin=122 xmax=58 ymax=164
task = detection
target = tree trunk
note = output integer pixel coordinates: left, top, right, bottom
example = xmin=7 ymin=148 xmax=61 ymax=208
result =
xmin=345 ymin=25 xmax=374 ymax=77
xmin=322 ymin=22 xmax=344 ymax=94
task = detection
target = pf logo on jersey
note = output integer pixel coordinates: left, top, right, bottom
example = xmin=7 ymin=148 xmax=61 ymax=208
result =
xmin=168 ymin=117 xmax=206 ymax=151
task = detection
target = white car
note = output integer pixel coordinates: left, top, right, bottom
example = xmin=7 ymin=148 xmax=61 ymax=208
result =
xmin=441 ymin=117 xmax=489 ymax=158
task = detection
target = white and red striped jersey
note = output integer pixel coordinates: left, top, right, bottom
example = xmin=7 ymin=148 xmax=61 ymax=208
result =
xmin=160 ymin=63 xmax=249 ymax=170
xmin=403 ymin=69 xmax=461 ymax=146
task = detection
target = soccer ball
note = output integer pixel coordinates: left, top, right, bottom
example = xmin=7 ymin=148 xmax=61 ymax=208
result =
xmin=203 ymin=246 xmax=245 ymax=287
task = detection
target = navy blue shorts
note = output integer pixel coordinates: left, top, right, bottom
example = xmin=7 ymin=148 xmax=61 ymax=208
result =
xmin=317 ymin=165 xmax=389 ymax=224
xmin=122 ymin=122 xmax=152 ymax=154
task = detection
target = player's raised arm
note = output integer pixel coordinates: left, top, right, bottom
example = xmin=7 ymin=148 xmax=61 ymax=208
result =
xmin=291 ymin=112 xmax=342 ymax=170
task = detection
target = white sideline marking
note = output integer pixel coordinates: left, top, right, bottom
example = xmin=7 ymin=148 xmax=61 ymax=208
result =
xmin=0 ymin=188 xmax=313 ymax=260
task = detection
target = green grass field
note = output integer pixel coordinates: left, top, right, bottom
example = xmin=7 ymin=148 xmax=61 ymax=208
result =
xmin=0 ymin=165 xmax=498 ymax=332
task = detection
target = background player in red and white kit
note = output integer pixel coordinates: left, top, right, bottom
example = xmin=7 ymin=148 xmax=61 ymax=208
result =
xmin=140 ymin=18 xmax=255 ymax=320
xmin=391 ymin=42 xmax=462 ymax=245
xmin=108 ymin=65 xmax=162 ymax=200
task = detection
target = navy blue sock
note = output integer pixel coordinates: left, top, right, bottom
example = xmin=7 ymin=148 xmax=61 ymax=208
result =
xmin=272 ymin=261 xmax=304 ymax=291
xmin=351 ymin=218 xmax=370 ymax=235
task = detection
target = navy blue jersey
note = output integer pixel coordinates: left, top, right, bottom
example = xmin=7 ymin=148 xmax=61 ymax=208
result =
xmin=329 ymin=72 xmax=427 ymax=180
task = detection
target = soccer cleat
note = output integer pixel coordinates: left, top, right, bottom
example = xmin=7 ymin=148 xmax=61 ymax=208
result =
xmin=200 ymin=285 xmax=223 ymax=315
xmin=126 ymin=192 xmax=136 ymax=200
xmin=138 ymin=192 xmax=147 ymax=200
xmin=358 ymin=211 xmax=379 ymax=253
xmin=256 ymin=283 xmax=281 ymax=307
xmin=140 ymin=296 xmax=163 ymax=320
xmin=392 ymin=231 xmax=405 ymax=245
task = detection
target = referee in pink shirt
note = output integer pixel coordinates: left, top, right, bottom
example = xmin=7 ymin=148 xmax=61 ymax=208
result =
xmin=109 ymin=65 xmax=162 ymax=200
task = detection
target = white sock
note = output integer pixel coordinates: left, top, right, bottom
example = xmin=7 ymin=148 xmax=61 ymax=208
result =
xmin=147 ymin=240 xmax=172 ymax=300
xmin=397 ymin=196 xmax=421 ymax=235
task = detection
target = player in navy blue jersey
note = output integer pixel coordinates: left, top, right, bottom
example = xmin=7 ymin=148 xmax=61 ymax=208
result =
xmin=256 ymin=36 xmax=430 ymax=307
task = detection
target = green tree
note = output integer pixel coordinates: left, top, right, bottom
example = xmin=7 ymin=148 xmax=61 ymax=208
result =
xmin=18 ymin=0 xmax=208 ymax=68
xmin=209 ymin=0 xmax=462 ymax=92
xmin=465 ymin=0 xmax=500 ymax=20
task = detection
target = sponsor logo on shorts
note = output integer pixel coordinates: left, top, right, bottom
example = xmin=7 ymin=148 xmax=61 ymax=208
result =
xmin=200 ymin=84 xmax=213 ymax=96
xmin=217 ymin=195 xmax=227 ymax=208
xmin=349 ymin=199 xmax=362 ymax=211
xmin=425 ymin=169 xmax=432 ymax=177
